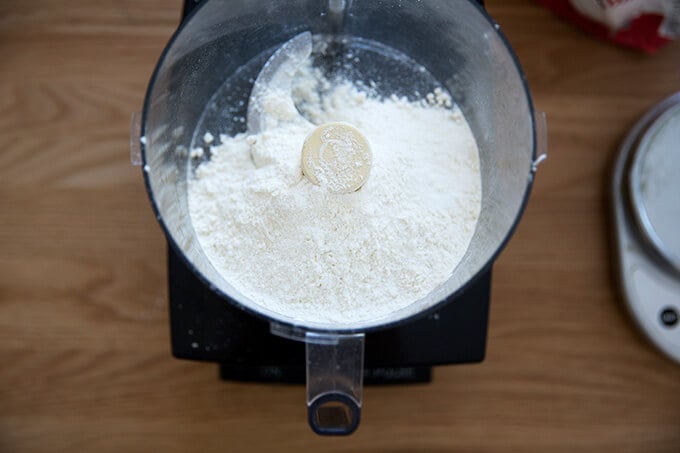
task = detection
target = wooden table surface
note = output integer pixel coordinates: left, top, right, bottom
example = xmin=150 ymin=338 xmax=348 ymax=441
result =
xmin=2 ymin=0 xmax=680 ymax=451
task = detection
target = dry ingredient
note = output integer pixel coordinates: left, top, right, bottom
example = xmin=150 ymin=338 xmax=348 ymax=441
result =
xmin=188 ymin=67 xmax=482 ymax=324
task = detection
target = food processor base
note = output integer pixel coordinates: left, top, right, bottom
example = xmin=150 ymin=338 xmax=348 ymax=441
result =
xmin=219 ymin=363 xmax=433 ymax=385
xmin=167 ymin=244 xmax=491 ymax=385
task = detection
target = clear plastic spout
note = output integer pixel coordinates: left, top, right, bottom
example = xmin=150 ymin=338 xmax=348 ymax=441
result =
xmin=305 ymin=332 xmax=364 ymax=435
xmin=269 ymin=323 xmax=365 ymax=435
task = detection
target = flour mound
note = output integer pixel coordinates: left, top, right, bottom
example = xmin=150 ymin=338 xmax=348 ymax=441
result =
xmin=188 ymin=71 xmax=481 ymax=325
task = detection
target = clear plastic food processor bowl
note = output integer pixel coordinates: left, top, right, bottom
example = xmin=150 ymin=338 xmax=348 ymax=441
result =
xmin=132 ymin=0 xmax=546 ymax=435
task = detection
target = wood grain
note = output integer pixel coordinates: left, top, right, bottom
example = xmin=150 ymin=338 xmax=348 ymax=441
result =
xmin=1 ymin=0 xmax=680 ymax=451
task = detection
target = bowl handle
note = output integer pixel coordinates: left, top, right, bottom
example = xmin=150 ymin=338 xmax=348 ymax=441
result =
xmin=305 ymin=332 xmax=365 ymax=435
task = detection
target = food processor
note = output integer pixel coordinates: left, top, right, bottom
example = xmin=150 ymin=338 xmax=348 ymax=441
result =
xmin=132 ymin=0 xmax=546 ymax=435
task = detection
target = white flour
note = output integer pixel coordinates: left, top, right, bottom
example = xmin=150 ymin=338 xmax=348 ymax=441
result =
xmin=188 ymin=69 xmax=482 ymax=325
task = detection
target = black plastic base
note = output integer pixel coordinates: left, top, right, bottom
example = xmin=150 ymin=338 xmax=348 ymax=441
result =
xmin=219 ymin=363 xmax=433 ymax=385
xmin=168 ymin=245 xmax=491 ymax=385
xmin=183 ymin=0 xmax=484 ymax=19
